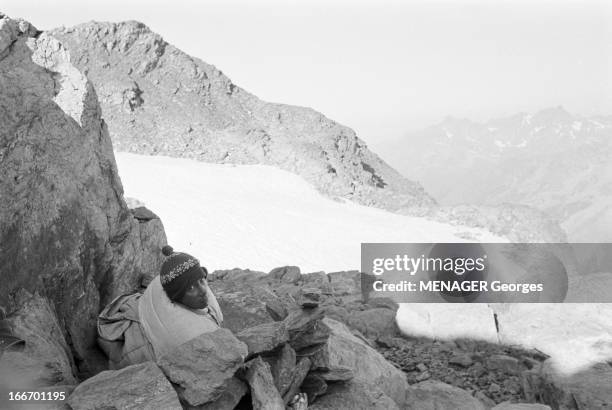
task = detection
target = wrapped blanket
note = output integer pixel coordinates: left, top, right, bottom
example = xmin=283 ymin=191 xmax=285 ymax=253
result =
xmin=138 ymin=276 xmax=223 ymax=359
xmin=97 ymin=293 xmax=155 ymax=369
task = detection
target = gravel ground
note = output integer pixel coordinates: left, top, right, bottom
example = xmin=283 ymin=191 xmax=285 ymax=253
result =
xmin=376 ymin=336 xmax=549 ymax=406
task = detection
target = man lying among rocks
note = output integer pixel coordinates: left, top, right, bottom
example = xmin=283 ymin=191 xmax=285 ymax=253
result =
xmin=96 ymin=245 xmax=312 ymax=409
xmin=97 ymin=245 xmax=223 ymax=366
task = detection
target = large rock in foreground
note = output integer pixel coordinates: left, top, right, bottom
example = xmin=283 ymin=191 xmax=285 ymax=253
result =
xmin=311 ymin=318 xmax=409 ymax=407
xmin=1 ymin=290 xmax=76 ymax=388
xmin=243 ymin=356 xmax=285 ymax=410
xmin=0 ymin=14 xmax=166 ymax=376
xmin=157 ymin=328 xmax=248 ymax=407
xmin=309 ymin=381 xmax=399 ymax=410
xmin=67 ymin=362 xmax=181 ymax=410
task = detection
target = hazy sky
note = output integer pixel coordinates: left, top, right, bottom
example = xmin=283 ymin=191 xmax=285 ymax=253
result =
xmin=3 ymin=0 xmax=611 ymax=147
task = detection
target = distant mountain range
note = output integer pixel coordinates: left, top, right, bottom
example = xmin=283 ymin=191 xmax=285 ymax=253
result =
xmin=381 ymin=107 xmax=612 ymax=241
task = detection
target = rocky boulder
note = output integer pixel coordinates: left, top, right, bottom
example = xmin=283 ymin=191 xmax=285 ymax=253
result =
xmin=0 ymin=15 xmax=167 ymax=376
xmin=263 ymin=343 xmax=296 ymax=396
xmin=309 ymin=380 xmax=399 ymax=410
xmin=236 ymin=321 xmax=289 ymax=358
xmin=243 ymin=356 xmax=285 ymax=410
xmin=197 ymin=377 xmax=248 ymax=410
xmin=67 ymin=361 xmax=181 ymax=410
xmin=310 ymin=317 xmax=409 ymax=407
xmin=404 ymin=380 xmax=487 ymax=410
xmin=157 ymin=328 xmax=248 ymax=407
xmin=1 ymin=290 xmax=76 ymax=389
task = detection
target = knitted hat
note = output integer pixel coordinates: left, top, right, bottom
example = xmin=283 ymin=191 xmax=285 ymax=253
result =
xmin=159 ymin=245 xmax=205 ymax=302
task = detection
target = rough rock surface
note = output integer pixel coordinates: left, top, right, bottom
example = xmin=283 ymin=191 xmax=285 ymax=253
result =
xmin=405 ymin=380 xmax=487 ymax=410
xmin=281 ymin=357 xmax=312 ymax=404
xmin=50 ymin=21 xmax=435 ymax=215
xmin=284 ymin=308 xmax=331 ymax=352
xmin=67 ymin=361 xmax=181 ymax=410
xmin=311 ymin=318 xmax=409 ymax=407
xmin=492 ymin=404 xmax=552 ymax=410
xmin=236 ymin=321 xmax=289 ymax=359
xmin=209 ymin=268 xmax=399 ymax=343
xmin=309 ymin=380 xmax=399 ymax=410
xmin=157 ymin=328 xmax=248 ymax=407
xmin=243 ymin=356 xmax=285 ymax=410
xmin=263 ymin=343 xmax=296 ymax=396
xmin=197 ymin=377 xmax=248 ymax=410
xmin=1 ymin=290 xmax=76 ymax=388
xmin=379 ymin=334 xmax=549 ymax=405
xmin=0 ymin=15 xmax=167 ymax=376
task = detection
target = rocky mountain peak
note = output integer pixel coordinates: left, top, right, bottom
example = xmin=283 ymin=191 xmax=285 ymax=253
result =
xmin=529 ymin=105 xmax=573 ymax=125
xmin=382 ymin=107 xmax=612 ymax=241
xmin=50 ymin=20 xmax=435 ymax=213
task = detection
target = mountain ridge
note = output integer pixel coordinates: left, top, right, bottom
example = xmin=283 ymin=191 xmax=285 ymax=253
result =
xmin=50 ymin=20 xmax=435 ymax=214
xmin=382 ymin=107 xmax=612 ymax=241
xmin=49 ymin=20 xmax=567 ymax=242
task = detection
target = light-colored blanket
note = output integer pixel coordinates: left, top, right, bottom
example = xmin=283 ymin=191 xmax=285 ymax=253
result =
xmin=138 ymin=276 xmax=224 ymax=359
xmin=97 ymin=293 xmax=155 ymax=369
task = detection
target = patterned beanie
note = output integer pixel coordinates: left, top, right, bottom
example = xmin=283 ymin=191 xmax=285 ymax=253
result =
xmin=159 ymin=245 xmax=205 ymax=302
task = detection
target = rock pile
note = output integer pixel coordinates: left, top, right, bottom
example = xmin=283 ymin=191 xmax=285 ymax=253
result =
xmin=209 ymin=266 xmax=612 ymax=409
xmin=65 ymin=298 xmax=410 ymax=409
xmin=378 ymin=336 xmax=548 ymax=406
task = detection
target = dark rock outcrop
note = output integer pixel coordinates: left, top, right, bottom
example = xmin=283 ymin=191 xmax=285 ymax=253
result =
xmin=197 ymin=377 xmax=248 ymax=410
xmin=236 ymin=321 xmax=289 ymax=359
xmin=0 ymin=15 xmax=166 ymax=377
xmin=67 ymin=362 xmax=181 ymax=410
xmin=311 ymin=318 xmax=409 ymax=406
xmin=263 ymin=343 xmax=296 ymax=396
xmin=1 ymin=290 xmax=76 ymax=388
xmin=243 ymin=356 xmax=285 ymax=410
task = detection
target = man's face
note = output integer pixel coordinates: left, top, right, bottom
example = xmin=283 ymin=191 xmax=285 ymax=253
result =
xmin=180 ymin=277 xmax=209 ymax=309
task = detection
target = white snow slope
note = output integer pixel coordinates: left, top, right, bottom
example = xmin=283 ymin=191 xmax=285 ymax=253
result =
xmin=115 ymin=152 xmax=503 ymax=273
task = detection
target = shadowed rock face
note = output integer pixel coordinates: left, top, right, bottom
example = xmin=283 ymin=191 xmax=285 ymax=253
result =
xmin=50 ymin=21 xmax=435 ymax=214
xmin=0 ymin=15 xmax=166 ymax=376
